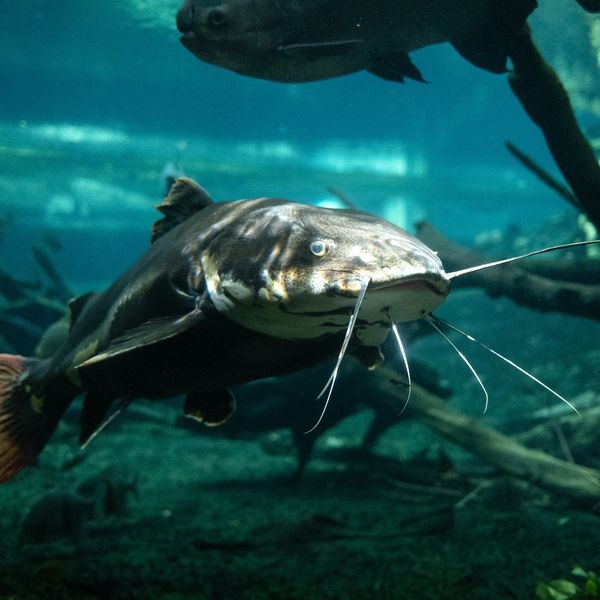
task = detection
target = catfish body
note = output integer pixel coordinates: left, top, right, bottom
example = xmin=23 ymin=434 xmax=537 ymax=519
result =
xmin=176 ymin=0 xmax=537 ymax=82
xmin=0 ymin=178 xmax=449 ymax=482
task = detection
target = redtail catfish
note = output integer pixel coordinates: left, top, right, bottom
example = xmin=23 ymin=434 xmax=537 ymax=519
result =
xmin=0 ymin=178 xmax=449 ymax=481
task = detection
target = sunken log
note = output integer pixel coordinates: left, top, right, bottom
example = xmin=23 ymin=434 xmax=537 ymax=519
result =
xmin=31 ymin=245 xmax=72 ymax=302
xmin=513 ymin=400 xmax=600 ymax=465
xmin=517 ymin=259 xmax=600 ymax=286
xmin=505 ymin=141 xmax=580 ymax=209
xmin=507 ymin=28 xmax=600 ymax=228
xmin=416 ymin=221 xmax=600 ymax=322
xmin=0 ymin=264 xmax=38 ymax=302
xmin=401 ymin=380 xmax=600 ymax=507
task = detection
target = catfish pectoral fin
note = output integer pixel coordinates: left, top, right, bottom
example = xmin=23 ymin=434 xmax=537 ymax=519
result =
xmin=78 ymin=310 xmax=206 ymax=370
xmin=184 ymin=389 xmax=236 ymax=427
xmin=368 ymin=52 xmax=426 ymax=83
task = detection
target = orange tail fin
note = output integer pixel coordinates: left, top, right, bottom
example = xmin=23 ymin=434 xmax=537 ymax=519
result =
xmin=0 ymin=354 xmax=67 ymax=482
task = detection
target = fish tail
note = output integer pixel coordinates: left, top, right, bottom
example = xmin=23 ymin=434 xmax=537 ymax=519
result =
xmin=0 ymin=353 xmax=69 ymax=482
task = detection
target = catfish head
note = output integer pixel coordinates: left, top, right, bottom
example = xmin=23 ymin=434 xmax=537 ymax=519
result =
xmin=200 ymin=200 xmax=449 ymax=346
xmin=176 ymin=0 xmax=357 ymax=82
xmin=177 ymin=0 xmax=288 ymax=71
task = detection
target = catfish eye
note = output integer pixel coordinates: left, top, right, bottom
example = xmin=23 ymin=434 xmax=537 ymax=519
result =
xmin=207 ymin=8 xmax=227 ymax=27
xmin=309 ymin=240 xmax=329 ymax=258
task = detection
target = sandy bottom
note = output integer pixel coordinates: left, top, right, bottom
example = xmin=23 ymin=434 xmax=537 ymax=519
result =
xmin=1 ymin=404 xmax=599 ymax=600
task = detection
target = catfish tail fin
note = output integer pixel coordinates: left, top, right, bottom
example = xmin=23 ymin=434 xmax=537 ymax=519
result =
xmin=0 ymin=354 xmax=71 ymax=482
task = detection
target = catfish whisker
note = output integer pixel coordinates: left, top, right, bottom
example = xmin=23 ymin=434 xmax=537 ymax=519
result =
xmin=424 ymin=314 xmax=490 ymax=413
xmin=389 ymin=317 xmax=412 ymax=415
xmin=430 ymin=315 xmax=581 ymax=420
xmin=306 ymin=277 xmax=370 ymax=434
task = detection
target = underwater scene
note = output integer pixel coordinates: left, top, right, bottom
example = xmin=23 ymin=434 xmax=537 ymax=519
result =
xmin=1 ymin=1 xmax=600 ymax=598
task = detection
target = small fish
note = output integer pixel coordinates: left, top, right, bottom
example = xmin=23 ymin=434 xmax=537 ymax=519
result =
xmin=0 ymin=177 xmax=448 ymax=482
xmin=176 ymin=0 xmax=537 ymax=83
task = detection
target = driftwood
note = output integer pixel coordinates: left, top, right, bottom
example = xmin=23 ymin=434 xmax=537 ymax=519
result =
xmin=416 ymin=221 xmax=600 ymax=322
xmin=517 ymin=259 xmax=600 ymax=286
xmin=515 ymin=402 xmax=600 ymax=464
xmin=508 ymin=28 xmax=600 ymax=228
xmin=402 ymin=380 xmax=600 ymax=507
xmin=0 ymin=264 xmax=38 ymax=302
xmin=349 ymin=364 xmax=600 ymax=506
xmin=31 ymin=245 xmax=72 ymax=303
xmin=505 ymin=141 xmax=580 ymax=208
xmin=0 ymin=246 xmax=70 ymax=354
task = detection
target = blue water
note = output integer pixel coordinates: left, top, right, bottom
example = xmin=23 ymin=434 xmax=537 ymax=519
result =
xmin=3 ymin=1 xmax=594 ymax=285
xmin=1 ymin=2 xmax=600 ymax=598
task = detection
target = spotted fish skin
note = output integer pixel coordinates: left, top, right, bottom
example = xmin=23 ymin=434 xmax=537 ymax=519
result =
xmin=176 ymin=0 xmax=537 ymax=82
xmin=0 ymin=178 xmax=449 ymax=482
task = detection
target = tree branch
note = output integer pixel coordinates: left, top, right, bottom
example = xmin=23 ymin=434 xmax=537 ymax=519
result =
xmin=416 ymin=221 xmax=600 ymax=321
xmin=508 ymin=28 xmax=600 ymax=228
xmin=405 ymin=381 xmax=600 ymax=507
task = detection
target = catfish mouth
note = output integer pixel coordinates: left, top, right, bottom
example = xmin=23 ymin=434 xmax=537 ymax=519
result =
xmin=180 ymin=31 xmax=202 ymax=49
xmin=178 ymin=31 xmax=248 ymax=59
xmin=370 ymin=273 xmax=450 ymax=298
xmin=179 ymin=32 xmax=229 ymax=61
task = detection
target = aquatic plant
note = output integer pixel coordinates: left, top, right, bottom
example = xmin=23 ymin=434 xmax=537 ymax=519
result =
xmin=536 ymin=566 xmax=600 ymax=600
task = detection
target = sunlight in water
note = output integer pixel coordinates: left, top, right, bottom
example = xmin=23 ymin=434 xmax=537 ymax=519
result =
xmin=123 ymin=0 xmax=182 ymax=30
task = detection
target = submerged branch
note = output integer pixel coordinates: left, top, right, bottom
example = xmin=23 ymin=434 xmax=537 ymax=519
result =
xmin=416 ymin=221 xmax=600 ymax=322
xmin=405 ymin=381 xmax=600 ymax=507
xmin=31 ymin=245 xmax=72 ymax=302
xmin=368 ymin=362 xmax=600 ymax=505
xmin=505 ymin=141 xmax=580 ymax=209
xmin=507 ymin=28 xmax=600 ymax=228
xmin=517 ymin=259 xmax=600 ymax=286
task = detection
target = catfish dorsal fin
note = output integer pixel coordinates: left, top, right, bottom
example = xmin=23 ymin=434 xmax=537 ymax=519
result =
xmin=151 ymin=177 xmax=213 ymax=242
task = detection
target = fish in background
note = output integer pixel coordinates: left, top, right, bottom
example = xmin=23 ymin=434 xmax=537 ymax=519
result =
xmin=21 ymin=489 xmax=95 ymax=542
xmin=21 ymin=468 xmax=137 ymax=542
xmin=176 ymin=0 xmax=599 ymax=84
xmin=176 ymin=0 xmax=523 ymax=83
